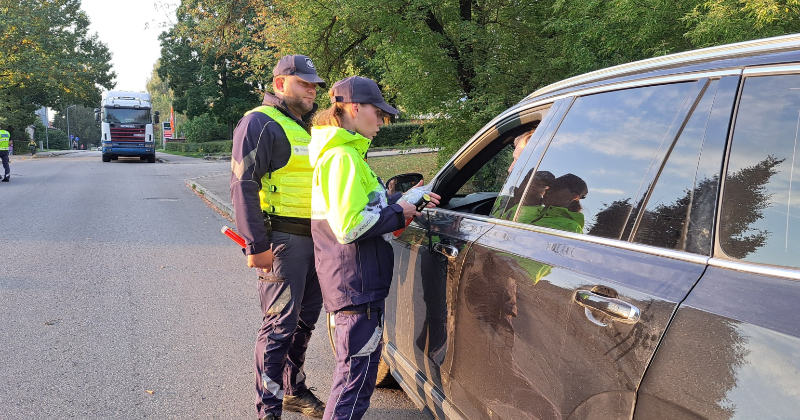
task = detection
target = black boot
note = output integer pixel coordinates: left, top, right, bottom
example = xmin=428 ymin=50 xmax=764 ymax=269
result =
xmin=2 ymin=175 xmax=9 ymax=182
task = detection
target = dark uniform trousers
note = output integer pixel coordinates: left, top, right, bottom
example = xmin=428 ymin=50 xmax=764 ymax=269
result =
xmin=255 ymin=231 xmax=323 ymax=418
xmin=323 ymin=301 xmax=385 ymax=420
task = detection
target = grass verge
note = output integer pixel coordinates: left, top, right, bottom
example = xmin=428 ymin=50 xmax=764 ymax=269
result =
xmin=367 ymin=152 xmax=439 ymax=183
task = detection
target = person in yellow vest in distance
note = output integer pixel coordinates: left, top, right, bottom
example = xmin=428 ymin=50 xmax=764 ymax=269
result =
xmin=29 ymin=138 xmax=37 ymax=155
xmin=0 ymin=128 xmax=11 ymax=182
xmin=230 ymin=55 xmax=327 ymax=420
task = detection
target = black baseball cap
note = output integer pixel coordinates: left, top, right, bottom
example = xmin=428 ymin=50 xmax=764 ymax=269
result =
xmin=273 ymin=55 xmax=326 ymax=88
xmin=330 ymin=76 xmax=399 ymax=116
xmin=551 ymin=174 xmax=588 ymax=199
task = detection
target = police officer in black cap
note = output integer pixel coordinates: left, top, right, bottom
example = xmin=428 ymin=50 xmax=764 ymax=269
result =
xmin=230 ymin=55 xmax=327 ymax=420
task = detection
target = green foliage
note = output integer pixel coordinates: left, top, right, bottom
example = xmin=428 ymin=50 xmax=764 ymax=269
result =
xmin=165 ymin=139 xmax=232 ymax=154
xmin=157 ymin=5 xmax=260 ymax=140
xmin=32 ymin=119 xmax=69 ymax=150
xmin=371 ymin=123 xmax=425 ymax=148
xmin=52 ymin=105 xmax=101 ymax=148
xmin=182 ymin=113 xmax=229 ymax=142
xmin=0 ymin=0 xmax=115 ymax=138
xmin=161 ymin=0 xmax=800 ymax=172
xmin=684 ymin=0 xmax=800 ymax=47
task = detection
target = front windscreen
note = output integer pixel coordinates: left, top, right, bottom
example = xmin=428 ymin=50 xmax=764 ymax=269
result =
xmin=103 ymin=108 xmax=151 ymax=124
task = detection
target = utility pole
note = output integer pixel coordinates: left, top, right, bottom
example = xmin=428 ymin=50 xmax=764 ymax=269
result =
xmin=66 ymin=104 xmax=77 ymax=149
xmin=44 ymin=108 xmax=49 ymax=150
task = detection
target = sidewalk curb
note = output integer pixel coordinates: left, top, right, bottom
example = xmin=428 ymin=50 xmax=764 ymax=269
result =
xmin=185 ymin=178 xmax=235 ymax=221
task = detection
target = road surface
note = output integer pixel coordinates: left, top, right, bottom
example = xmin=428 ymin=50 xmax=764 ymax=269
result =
xmin=0 ymin=151 xmax=426 ymax=419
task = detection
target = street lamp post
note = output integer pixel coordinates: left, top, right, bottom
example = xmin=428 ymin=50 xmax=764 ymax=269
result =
xmin=66 ymin=104 xmax=76 ymax=149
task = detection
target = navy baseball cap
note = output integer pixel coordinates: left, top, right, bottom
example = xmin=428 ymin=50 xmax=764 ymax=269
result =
xmin=330 ymin=76 xmax=399 ymax=116
xmin=273 ymin=55 xmax=326 ymax=88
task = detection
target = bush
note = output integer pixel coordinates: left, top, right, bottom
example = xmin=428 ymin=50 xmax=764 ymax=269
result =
xmin=371 ymin=122 xmax=424 ymax=148
xmin=165 ymin=139 xmax=232 ymax=154
xmin=182 ymin=113 xmax=228 ymax=143
xmin=33 ymin=119 xmax=69 ymax=150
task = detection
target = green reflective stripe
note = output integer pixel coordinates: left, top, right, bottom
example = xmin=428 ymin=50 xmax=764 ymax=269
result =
xmin=247 ymin=106 xmax=313 ymax=218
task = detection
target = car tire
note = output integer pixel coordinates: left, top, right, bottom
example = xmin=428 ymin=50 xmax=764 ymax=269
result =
xmin=147 ymin=154 xmax=156 ymax=163
xmin=102 ymin=154 xmax=111 ymax=162
xmin=374 ymin=357 xmax=398 ymax=388
xmin=326 ymin=312 xmax=398 ymax=388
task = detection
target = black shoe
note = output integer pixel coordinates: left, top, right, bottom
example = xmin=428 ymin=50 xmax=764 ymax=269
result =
xmin=283 ymin=387 xmax=326 ymax=418
xmin=259 ymin=414 xmax=281 ymax=420
xmin=1 ymin=175 xmax=8 ymax=182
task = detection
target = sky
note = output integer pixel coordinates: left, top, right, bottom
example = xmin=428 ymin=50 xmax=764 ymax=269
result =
xmin=80 ymin=0 xmax=177 ymax=92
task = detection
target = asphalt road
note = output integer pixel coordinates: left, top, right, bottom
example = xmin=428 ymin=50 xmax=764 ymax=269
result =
xmin=0 ymin=151 xmax=426 ymax=419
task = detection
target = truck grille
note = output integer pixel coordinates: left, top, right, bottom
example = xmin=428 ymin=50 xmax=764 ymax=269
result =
xmin=110 ymin=125 xmax=146 ymax=141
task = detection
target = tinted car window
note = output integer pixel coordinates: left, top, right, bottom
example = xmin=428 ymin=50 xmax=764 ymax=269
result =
xmin=517 ymin=82 xmax=697 ymax=238
xmin=632 ymin=78 xmax=735 ymax=254
xmin=719 ymin=74 xmax=800 ymax=268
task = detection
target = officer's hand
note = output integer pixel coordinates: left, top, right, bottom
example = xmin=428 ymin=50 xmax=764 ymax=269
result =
xmin=399 ymin=200 xmax=421 ymax=219
xmin=408 ymin=180 xmax=441 ymax=208
xmin=248 ymin=249 xmax=274 ymax=272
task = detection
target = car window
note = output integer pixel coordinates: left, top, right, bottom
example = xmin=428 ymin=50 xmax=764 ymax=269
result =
xmin=456 ymin=145 xmax=514 ymax=196
xmin=515 ymin=82 xmax=698 ymax=237
xmin=632 ymin=78 xmax=734 ymax=254
xmin=492 ymin=99 xmax=571 ymax=220
xmin=719 ymin=74 xmax=800 ymax=268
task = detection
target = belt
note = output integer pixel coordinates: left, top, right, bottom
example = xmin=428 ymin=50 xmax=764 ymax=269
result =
xmin=336 ymin=302 xmax=383 ymax=319
xmin=263 ymin=214 xmax=312 ymax=237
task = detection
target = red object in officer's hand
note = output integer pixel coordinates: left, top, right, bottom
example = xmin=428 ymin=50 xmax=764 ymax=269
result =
xmin=393 ymin=194 xmax=431 ymax=237
xmin=221 ymin=226 xmax=246 ymax=248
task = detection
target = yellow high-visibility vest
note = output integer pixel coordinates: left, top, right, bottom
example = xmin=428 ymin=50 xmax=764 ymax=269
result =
xmin=0 ymin=130 xmax=10 ymax=151
xmin=245 ymin=106 xmax=313 ymax=218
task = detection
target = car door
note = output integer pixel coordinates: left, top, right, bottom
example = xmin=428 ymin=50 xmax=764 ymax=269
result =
xmin=384 ymin=101 xmax=567 ymax=419
xmin=445 ymin=75 xmax=739 ymax=419
xmin=635 ymin=68 xmax=800 ymax=419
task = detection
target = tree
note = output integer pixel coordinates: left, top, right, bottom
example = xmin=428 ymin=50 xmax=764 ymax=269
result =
xmin=684 ymin=0 xmax=800 ymax=47
xmin=0 ymin=0 xmax=115 ymax=138
xmin=164 ymin=0 xmax=800 ymax=166
xmin=52 ymin=105 xmax=101 ymax=148
xmin=157 ymin=5 xmax=260 ymax=139
xmin=33 ymin=119 xmax=69 ymax=150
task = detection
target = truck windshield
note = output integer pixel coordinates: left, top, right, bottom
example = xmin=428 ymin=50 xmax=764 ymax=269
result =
xmin=104 ymin=108 xmax=151 ymax=124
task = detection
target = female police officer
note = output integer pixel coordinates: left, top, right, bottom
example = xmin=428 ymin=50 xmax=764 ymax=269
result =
xmin=307 ymin=76 xmax=439 ymax=420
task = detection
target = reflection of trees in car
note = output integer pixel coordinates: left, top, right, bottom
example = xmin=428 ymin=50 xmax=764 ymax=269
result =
xmin=636 ymin=307 xmax=749 ymax=420
xmin=588 ymin=155 xmax=782 ymax=258
xmin=721 ymin=155 xmax=784 ymax=259
xmin=635 ymin=176 xmax=718 ymax=253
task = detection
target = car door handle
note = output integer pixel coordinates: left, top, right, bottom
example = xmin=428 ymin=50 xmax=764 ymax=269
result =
xmin=574 ymin=290 xmax=640 ymax=324
xmin=433 ymin=243 xmax=459 ymax=258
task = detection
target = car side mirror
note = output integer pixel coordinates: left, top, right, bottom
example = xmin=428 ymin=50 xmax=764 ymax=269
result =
xmin=154 ymin=111 xmax=160 ymax=124
xmin=94 ymin=108 xmax=101 ymax=123
xmin=386 ymin=173 xmax=424 ymax=195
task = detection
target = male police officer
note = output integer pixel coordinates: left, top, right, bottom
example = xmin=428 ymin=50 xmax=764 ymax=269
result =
xmin=230 ymin=55 xmax=327 ymax=420
xmin=0 ymin=128 xmax=11 ymax=182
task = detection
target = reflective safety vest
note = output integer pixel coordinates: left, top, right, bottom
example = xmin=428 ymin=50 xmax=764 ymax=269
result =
xmin=245 ymin=106 xmax=313 ymax=218
xmin=0 ymin=130 xmax=9 ymax=151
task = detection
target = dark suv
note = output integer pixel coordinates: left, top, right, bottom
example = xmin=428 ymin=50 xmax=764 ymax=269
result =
xmin=381 ymin=34 xmax=800 ymax=419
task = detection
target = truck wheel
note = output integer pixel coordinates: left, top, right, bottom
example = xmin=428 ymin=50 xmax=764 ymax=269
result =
xmin=102 ymin=154 xmax=111 ymax=162
xmin=147 ymin=154 xmax=156 ymax=163
xmin=326 ymin=312 xmax=398 ymax=388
